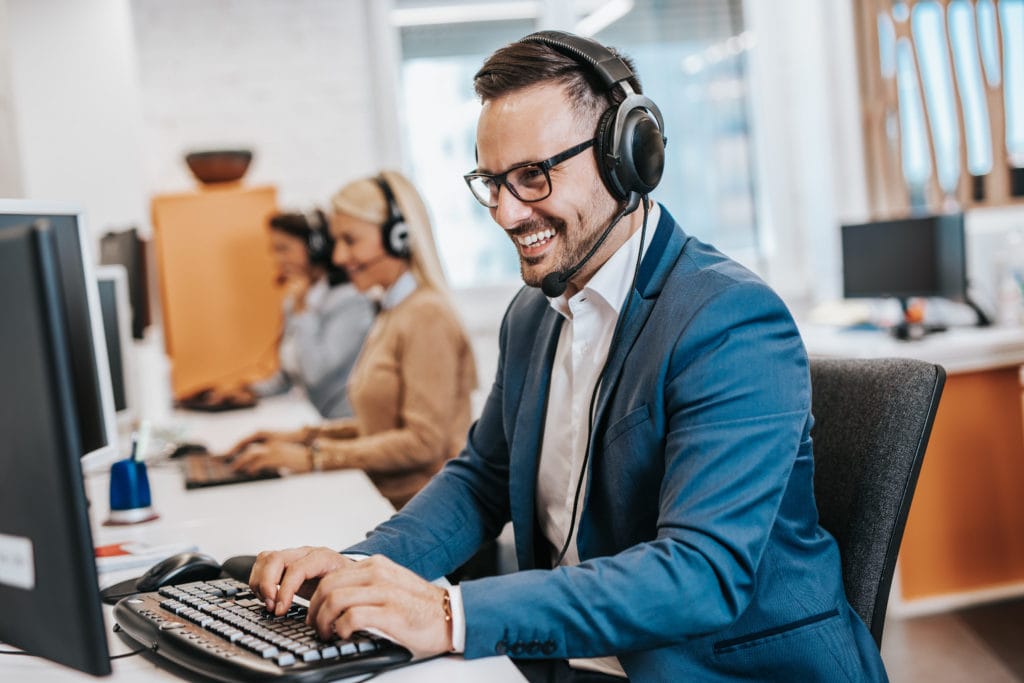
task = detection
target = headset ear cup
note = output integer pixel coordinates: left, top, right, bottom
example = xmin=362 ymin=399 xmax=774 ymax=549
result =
xmin=620 ymin=109 xmax=665 ymax=195
xmin=384 ymin=220 xmax=410 ymax=259
xmin=307 ymin=227 xmax=329 ymax=266
xmin=594 ymin=106 xmax=627 ymax=201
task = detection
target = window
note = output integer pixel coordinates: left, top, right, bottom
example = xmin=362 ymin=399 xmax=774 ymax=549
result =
xmin=857 ymin=0 xmax=1024 ymax=214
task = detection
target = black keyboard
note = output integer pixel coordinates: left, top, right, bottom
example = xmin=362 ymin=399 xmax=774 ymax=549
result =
xmin=183 ymin=454 xmax=281 ymax=489
xmin=114 ymin=578 xmax=411 ymax=682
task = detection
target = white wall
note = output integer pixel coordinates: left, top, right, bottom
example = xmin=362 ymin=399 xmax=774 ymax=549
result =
xmin=0 ymin=0 xmax=395 ymax=236
xmin=1 ymin=0 xmax=148 ymax=236
xmin=129 ymin=0 xmax=389 ymax=211
xmin=0 ymin=1 xmax=22 ymax=198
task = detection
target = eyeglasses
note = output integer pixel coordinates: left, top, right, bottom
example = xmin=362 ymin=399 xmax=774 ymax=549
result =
xmin=463 ymin=138 xmax=596 ymax=208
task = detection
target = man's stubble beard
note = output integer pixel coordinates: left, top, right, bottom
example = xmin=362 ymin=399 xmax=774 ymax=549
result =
xmin=517 ymin=185 xmax=618 ymax=289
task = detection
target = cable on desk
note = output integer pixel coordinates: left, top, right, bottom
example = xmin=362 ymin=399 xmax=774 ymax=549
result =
xmin=0 ymin=647 xmax=147 ymax=660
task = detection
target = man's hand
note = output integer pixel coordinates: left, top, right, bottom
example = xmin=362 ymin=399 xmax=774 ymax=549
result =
xmin=248 ymin=546 xmax=353 ymax=614
xmin=307 ymin=555 xmax=453 ymax=659
xmin=231 ymin=441 xmax=312 ymax=475
xmin=203 ymin=384 xmax=256 ymax=406
xmin=283 ymin=274 xmax=312 ymax=313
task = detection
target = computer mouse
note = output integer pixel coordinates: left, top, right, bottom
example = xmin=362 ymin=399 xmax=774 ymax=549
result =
xmin=169 ymin=442 xmax=209 ymax=459
xmin=136 ymin=551 xmax=222 ymax=592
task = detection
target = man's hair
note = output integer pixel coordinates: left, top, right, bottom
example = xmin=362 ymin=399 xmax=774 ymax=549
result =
xmin=473 ymin=39 xmax=643 ymax=130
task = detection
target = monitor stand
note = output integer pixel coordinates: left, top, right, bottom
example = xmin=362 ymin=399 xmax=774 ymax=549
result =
xmin=964 ymin=294 xmax=992 ymax=327
xmin=890 ymin=298 xmax=947 ymax=341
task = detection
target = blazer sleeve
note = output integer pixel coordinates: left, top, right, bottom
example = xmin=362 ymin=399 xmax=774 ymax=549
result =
xmin=454 ymin=279 xmax=812 ymax=659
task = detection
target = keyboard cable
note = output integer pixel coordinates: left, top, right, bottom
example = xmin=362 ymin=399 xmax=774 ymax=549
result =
xmin=0 ymin=647 xmax=148 ymax=660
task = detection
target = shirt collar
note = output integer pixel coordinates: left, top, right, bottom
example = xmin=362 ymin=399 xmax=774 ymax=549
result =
xmin=380 ymin=270 xmax=417 ymax=311
xmin=548 ymin=201 xmax=660 ymax=319
xmin=303 ymin=277 xmax=329 ymax=311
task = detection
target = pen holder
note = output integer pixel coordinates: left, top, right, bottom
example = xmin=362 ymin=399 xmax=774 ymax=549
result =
xmin=106 ymin=458 xmax=159 ymax=525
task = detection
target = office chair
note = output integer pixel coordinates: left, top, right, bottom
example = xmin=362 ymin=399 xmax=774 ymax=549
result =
xmin=809 ymin=357 xmax=945 ymax=648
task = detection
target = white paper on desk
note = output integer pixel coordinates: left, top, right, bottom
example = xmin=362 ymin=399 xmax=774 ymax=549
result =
xmin=94 ymin=541 xmax=199 ymax=574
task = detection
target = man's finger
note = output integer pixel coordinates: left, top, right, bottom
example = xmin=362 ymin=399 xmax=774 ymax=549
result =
xmin=311 ymin=584 xmax=389 ymax=640
xmin=275 ymin=549 xmax=348 ymax=616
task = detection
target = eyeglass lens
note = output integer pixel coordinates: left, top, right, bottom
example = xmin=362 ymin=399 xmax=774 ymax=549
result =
xmin=468 ymin=165 xmax=550 ymax=208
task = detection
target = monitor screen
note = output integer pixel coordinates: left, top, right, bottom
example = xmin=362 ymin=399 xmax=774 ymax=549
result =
xmin=0 ymin=200 xmax=118 ymax=469
xmin=96 ymin=265 xmax=134 ymax=422
xmin=841 ymin=213 xmax=968 ymax=301
xmin=0 ymin=223 xmax=111 ymax=676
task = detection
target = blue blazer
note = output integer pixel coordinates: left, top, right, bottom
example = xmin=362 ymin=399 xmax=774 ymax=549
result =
xmin=349 ymin=207 xmax=887 ymax=681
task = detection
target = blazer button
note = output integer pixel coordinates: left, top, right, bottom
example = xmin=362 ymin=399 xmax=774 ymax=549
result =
xmin=526 ymin=640 xmax=541 ymax=654
xmin=494 ymin=640 xmax=508 ymax=656
xmin=541 ymin=640 xmax=556 ymax=655
xmin=510 ymin=642 xmax=525 ymax=655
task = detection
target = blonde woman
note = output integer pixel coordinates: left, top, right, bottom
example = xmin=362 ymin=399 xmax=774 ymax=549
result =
xmin=231 ymin=171 xmax=477 ymax=509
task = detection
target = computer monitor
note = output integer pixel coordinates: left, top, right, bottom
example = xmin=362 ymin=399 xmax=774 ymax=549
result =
xmin=0 ymin=223 xmax=111 ymax=676
xmin=0 ymin=200 xmax=119 ymax=469
xmin=99 ymin=227 xmax=150 ymax=340
xmin=96 ymin=265 xmax=136 ymax=429
xmin=841 ymin=213 xmax=968 ymax=303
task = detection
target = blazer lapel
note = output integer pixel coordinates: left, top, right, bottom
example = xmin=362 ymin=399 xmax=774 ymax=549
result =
xmin=591 ymin=206 xmax=688 ymax=447
xmin=509 ymin=305 xmax=563 ymax=571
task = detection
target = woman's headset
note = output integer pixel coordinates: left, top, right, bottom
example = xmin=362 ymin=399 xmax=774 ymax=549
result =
xmin=517 ymin=30 xmax=667 ymax=207
xmin=375 ymin=175 xmax=411 ymax=260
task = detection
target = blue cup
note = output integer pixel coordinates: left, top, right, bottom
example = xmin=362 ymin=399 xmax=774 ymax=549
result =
xmin=108 ymin=458 xmax=155 ymax=524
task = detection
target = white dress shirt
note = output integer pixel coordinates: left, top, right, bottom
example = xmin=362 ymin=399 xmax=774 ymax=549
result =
xmin=448 ymin=204 xmax=658 ymax=677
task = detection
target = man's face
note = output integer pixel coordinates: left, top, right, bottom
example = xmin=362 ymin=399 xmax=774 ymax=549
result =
xmin=475 ymin=83 xmax=617 ymax=291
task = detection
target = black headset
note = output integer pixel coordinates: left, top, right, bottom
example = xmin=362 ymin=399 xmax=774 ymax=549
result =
xmin=304 ymin=208 xmax=334 ymax=267
xmin=518 ymin=30 xmax=666 ymax=206
xmin=304 ymin=209 xmax=351 ymax=286
xmin=375 ymin=174 xmax=411 ymax=259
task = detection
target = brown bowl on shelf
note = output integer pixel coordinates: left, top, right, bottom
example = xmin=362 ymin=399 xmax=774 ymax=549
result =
xmin=184 ymin=149 xmax=253 ymax=184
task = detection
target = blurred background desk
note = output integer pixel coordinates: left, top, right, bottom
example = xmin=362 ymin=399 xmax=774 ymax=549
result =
xmin=802 ymin=324 xmax=1024 ymax=615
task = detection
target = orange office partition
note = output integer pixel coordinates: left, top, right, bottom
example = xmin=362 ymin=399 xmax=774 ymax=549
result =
xmin=898 ymin=367 xmax=1024 ymax=600
xmin=151 ymin=184 xmax=282 ymax=399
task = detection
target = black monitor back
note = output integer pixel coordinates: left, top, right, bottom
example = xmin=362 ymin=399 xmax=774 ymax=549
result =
xmin=841 ymin=214 xmax=967 ymax=301
xmin=0 ymin=224 xmax=110 ymax=676
xmin=97 ymin=277 xmax=127 ymax=413
xmin=0 ymin=212 xmax=108 ymax=457
xmin=99 ymin=228 xmax=150 ymax=340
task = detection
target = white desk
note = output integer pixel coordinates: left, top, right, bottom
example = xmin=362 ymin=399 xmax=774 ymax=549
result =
xmin=799 ymin=323 xmax=1024 ymax=374
xmin=1 ymin=396 xmax=525 ymax=682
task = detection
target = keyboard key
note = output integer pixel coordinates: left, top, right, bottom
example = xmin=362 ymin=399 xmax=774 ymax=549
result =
xmin=256 ymin=645 xmax=279 ymax=659
xmin=355 ymin=638 xmax=377 ymax=653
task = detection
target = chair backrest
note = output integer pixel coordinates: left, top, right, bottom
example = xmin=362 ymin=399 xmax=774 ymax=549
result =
xmin=810 ymin=357 xmax=945 ymax=647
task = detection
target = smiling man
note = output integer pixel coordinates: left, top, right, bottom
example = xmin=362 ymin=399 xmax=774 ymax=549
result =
xmin=248 ymin=31 xmax=888 ymax=682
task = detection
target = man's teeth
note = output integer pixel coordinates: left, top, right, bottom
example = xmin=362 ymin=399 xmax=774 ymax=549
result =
xmin=517 ymin=228 xmax=555 ymax=247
